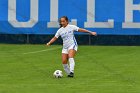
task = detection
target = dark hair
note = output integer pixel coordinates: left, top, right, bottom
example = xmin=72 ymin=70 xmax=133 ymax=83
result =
xmin=59 ymin=16 xmax=69 ymax=28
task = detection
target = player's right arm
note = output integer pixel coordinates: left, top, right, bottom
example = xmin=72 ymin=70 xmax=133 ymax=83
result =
xmin=46 ymin=29 xmax=61 ymax=46
xmin=46 ymin=37 xmax=58 ymax=46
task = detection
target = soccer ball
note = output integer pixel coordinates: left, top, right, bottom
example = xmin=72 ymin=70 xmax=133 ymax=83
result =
xmin=53 ymin=70 xmax=63 ymax=78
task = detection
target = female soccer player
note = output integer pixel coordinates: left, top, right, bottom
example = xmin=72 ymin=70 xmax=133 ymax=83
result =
xmin=46 ymin=16 xmax=97 ymax=77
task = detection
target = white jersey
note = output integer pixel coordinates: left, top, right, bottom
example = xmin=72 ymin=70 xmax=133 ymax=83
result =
xmin=55 ymin=24 xmax=79 ymax=49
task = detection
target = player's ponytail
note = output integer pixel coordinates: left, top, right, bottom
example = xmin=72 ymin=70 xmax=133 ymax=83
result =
xmin=59 ymin=16 xmax=69 ymax=28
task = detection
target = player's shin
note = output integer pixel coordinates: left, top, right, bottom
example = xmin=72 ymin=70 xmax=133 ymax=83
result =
xmin=62 ymin=64 xmax=70 ymax=75
xmin=69 ymin=58 xmax=75 ymax=73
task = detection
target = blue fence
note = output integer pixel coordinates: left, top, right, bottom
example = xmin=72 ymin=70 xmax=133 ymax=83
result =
xmin=0 ymin=0 xmax=140 ymax=35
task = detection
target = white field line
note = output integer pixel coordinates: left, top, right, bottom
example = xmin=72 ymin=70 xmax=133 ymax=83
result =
xmin=0 ymin=47 xmax=61 ymax=55
xmin=22 ymin=47 xmax=61 ymax=55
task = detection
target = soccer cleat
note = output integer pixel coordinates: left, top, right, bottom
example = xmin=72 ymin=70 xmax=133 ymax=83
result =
xmin=67 ymin=72 xmax=74 ymax=77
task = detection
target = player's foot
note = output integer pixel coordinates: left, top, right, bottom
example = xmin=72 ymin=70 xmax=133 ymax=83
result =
xmin=67 ymin=72 xmax=74 ymax=77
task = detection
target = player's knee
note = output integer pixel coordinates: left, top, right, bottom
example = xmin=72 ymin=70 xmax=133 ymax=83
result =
xmin=68 ymin=50 xmax=76 ymax=58
xmin=68 ymin=53 xmax=75 ymax=58
xmin=68 ymin=53 xmax=73 ymax=58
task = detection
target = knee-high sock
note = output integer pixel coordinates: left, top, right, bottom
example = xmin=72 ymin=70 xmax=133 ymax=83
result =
xmin=63 ymin=64 xmax=70 ymax=75
xmin=69 ymin=58 xmax=75 ymax=73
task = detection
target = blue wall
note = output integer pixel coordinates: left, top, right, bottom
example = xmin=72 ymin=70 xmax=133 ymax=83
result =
xmin=0 ymin=0 xmax=140 ymax=35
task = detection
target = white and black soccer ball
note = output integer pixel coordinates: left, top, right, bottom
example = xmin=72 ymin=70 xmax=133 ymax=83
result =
xmin=53 ymin=70 xmax=63 ymax=78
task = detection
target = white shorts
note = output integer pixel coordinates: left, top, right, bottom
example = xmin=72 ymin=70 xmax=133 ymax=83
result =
xmin=62 ymin=45 xmax=78 ymax=54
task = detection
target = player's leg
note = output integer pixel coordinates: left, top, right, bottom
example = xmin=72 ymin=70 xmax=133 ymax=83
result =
xmin=68 ymin=49 xmax=77 ymax=77
xmin=62 ymin=53 xmax=68 ymax=64
xmin=68 ymin=49 xmax=76 ymax=73
xmin=62 ymin=49 xmax=70 ymax=75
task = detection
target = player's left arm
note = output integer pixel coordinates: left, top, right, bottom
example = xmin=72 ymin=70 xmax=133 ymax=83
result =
xmin=78 ymin=28 xmax=97 ymax=36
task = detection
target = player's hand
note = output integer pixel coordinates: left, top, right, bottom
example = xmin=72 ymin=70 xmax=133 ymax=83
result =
xmin=46 ymin=42 xmax=51 ymax=46
xmin=90 ymin=32 xmax=97 ymax=36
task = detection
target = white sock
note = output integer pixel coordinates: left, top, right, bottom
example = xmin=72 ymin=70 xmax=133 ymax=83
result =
xmin=69 ymin=58 xmax=75 ymax=73
xmin=63 ymin=64 xmax=70 ymax=75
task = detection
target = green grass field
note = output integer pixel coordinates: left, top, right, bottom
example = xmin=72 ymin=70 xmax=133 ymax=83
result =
xmin=0 ymin=44 xmax=139 ymax=93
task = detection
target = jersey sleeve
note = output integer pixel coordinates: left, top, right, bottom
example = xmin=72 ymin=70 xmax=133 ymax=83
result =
xmin=55 ymin=29 xmax=60 ymax=38
xmin=71 ymin=25 xmax=79 ymax=32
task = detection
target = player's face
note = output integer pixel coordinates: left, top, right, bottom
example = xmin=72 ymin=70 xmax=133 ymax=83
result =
xmin=60 ymin=18 xmax=68 ymax=27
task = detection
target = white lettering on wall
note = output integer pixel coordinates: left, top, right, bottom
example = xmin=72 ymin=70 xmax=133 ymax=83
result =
xmin=8 ymin=0 xmax=38 ymax=28
xmin=84 ymin=0 xmax=114 ymax=28
xmin=123 ymin=0 xmax=140 ymax=28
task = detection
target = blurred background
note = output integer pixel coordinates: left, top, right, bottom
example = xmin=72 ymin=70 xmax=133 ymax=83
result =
xmin=0 ymin=0 xmax=140 ymax=45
